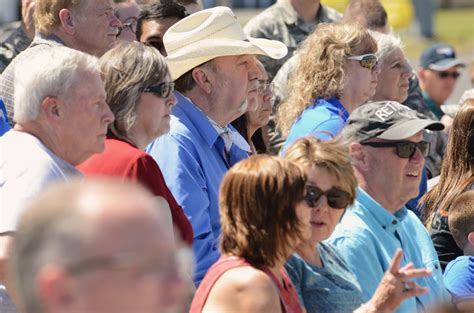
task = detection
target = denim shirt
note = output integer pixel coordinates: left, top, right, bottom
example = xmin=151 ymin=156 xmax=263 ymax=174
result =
xmin=328 ymin=188 xmax=448 ymax=313
xmin=285 ymin=242 xmax=363 ymax=313
xmin=282 ymin=97 xmax=348 ymax=153
xmin=146 ymin=92 xmax=248 ymax=285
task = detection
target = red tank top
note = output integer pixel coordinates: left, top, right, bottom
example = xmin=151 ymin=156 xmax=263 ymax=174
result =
xmin=190 ymin=256 xmax=303 ymax=313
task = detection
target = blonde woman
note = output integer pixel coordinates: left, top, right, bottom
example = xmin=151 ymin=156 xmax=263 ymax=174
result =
xmin=277 ymin=23 xmax=380 ymax=150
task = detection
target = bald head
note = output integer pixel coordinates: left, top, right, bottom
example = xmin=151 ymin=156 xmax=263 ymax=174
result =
xmin=9 ymin=179 xmax=184 ymax=313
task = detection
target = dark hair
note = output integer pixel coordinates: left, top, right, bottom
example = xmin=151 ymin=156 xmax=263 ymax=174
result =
xmin=231 ymin=115 xmax=268 ymax=154
xmin=422 ymin=101 xmax=474 ymax=222
xmin=136 ymin=0 xmax=187 ymax=40
xmin=449 ymin=190 xmax=474 ymax=249
xmin=220 ymin=155 xmax=307 ymax=268
xmin=342 ymin=0 xmax=388 ymax=30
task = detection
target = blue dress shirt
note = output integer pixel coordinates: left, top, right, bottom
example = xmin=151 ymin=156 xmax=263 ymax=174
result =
xmin=328 ymin=188 xmax=448 ymax=312
xmin=283 ymin=97 xmax=349 ymax=152
xmin=146 ymin=92 xmax=248 ymax=285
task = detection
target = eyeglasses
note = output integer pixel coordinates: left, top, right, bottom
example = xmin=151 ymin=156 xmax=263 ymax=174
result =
xmin=257 ymin=80 xmax=273 ymax=95
xmin=347 ymin=54 xmax=378 ymax=70
xmin=361 ymin=140 xmax=431 ymax=158
xmin=435 ymin=71 xmax=461 ymax=79
xmin=305 ymin=185 xmax=351 ymax=209
xmin=65 ymin=247 xmax=191 ymax=281
xmin=117 ymin=20 xmax=137 ymax=37
xmin=143 ymin=82 xmax=175 ymax=98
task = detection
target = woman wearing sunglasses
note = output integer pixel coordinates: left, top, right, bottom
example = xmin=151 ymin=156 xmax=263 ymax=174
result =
xmin=191 ymin=155 xmax=311 ymax=313
xmin=277 ymin=23 xmax=380 ymax=152
xmin=284 ymin=137 xmax=431 ymax=313
xmin=78 ymin=42 xmax=193 ymax=245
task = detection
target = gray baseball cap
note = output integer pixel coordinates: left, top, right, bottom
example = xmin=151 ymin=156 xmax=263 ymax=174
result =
xmin=343 ymin=101 xmax=445 ymax=142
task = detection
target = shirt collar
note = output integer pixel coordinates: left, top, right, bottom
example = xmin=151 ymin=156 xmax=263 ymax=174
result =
xmin=326 ymin=97 xmax=349 ymax=122
xmin=356 ymin=187 xmax=408 ymax=232
xmin=422 ymin=91 xmax=444 ymax=120
xmin=279 ymin=1 xmax=331 ymax=26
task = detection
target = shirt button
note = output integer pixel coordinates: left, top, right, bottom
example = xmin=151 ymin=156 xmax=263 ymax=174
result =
xmin=435 ymin=264 xmax=439 ymax=269
xmin=392 ymin=220 xmax=398 ymax=225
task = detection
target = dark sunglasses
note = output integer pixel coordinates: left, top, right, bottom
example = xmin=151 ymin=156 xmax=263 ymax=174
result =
xmin=347 ymin=54 xmax=378 ymax=70
xmin=436 ymin=71 xmax=461 ymax=79
xmin=305 ymin=185 xmax=351 ymax=209
xmin=143 ymin=82 xmax=175 ymax=98
xmin=361 ymin=140 xmax=431 ymax=158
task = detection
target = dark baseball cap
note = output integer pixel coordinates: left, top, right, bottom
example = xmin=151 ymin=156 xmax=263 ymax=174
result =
xmin=420 ymin=43 xmax=465 ymax=71
xmin=343 ymin=101 xmax=444 ymax=143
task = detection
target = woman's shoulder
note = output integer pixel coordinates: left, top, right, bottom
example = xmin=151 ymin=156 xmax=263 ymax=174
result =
xmin=204 ymin=265 xmax=281 ymax=312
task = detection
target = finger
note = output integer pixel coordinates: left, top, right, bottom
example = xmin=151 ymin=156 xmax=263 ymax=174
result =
xmin=400 ymin=268 xmax=432 ymax=279
xmin=403 ymin=282 xmax=429 ymax=297
xmin=388 ymin=248 xmax=403 ymax=273
xmin=399 ymin=262 xmax=414 ymax=272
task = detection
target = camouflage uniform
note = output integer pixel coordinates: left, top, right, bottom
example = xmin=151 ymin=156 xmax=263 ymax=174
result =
xmin=0 ymin=26 xmax=32 ymax=74
xmin=403 ymin=75 xmax=447 ymax=178
xmin=0 ymin=34 xmax=64 ymax=125
xmin=243 ymin=0 xmax=341 ymax=80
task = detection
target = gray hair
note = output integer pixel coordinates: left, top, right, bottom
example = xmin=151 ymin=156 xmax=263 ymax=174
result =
xmin=369 ymin=30 xmax=403 ymax=65
xmin=13 ymin=46 xmax=99 ymax=123
xmin=99 ymin=41 xmax=169 ymax=140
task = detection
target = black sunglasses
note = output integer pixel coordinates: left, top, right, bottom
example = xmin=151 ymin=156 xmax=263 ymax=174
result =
xmin=436 ymin=71 xmax=461 ymax=79
xmin=143 ymin=82 xmax=175 ymax=98
xmin=305 ymin=185 xmax=351 ymax=209
xmin=361 ymin=140 xmax=431 ymax=158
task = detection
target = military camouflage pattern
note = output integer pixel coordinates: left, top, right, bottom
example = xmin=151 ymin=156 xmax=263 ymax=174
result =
xmin=0 ymin=26 xmax=32 ymax=74
xmin=244 ymin=1 xmax=341 ymax=80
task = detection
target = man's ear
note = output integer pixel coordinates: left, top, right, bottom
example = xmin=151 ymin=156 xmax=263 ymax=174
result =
xmin=417 ymin=68 xmax=427 ymax=81
xmin=192 ymin=67 xmax=212 ymax=95
xmin=58 ymin=9 xmax=76 ymax=35
xmin=349 ymin=142 xmax=368 ymax=172
xmin=41 ymin=96 xmax=64 ymax=120
xmin=467 ymin=231 xmax=474 ymax=247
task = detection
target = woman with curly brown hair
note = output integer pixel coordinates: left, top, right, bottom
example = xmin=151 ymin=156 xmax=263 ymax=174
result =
xmin=277 ymin=23 xmax=380 ymax=151
xmin=422 ymin=99 xmax=474 ymax=270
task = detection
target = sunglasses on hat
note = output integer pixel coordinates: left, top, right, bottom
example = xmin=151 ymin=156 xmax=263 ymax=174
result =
xmin=347 ymin=54 xmax=378 ymax=70
xmin=305 ymin=185 xmax=351 ymax=209
xmin=361 ymin=140 xmax=431 ymax=158
xmin=143 ymin=82 xmax=175 ymax=98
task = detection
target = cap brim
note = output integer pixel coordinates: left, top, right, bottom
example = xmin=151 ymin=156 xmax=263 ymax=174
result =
xmin=166 ymin=37 xmax=288 ymax=80
xmin=428 ymin=59 xmax=466 ymax=71
xmin=376 ymin=119 xmax=444 ymax=140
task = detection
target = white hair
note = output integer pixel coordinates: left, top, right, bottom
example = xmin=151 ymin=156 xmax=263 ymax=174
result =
xmin=13 ymin=46 xmax=99 ymax=123
xmin=368 ymin=30 xmax=403 ymax=65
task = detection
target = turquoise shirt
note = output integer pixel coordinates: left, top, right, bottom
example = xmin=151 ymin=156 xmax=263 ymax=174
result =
xmin=422 ymin=91 xmax=444 ymax=120
xmin=328 ymin=188 xmax=448 ymax=312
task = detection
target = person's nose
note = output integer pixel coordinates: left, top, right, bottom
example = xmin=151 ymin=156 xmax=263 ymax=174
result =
xmin=103 ymin=103 xmax=115 ymax=125
xmin=110 ymin=12 xmax=121 ymax=28
xmin=167 ymin=92 xmax=178 ymax=107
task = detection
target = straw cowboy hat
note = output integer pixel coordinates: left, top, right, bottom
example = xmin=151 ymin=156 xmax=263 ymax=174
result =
xmin=164 ymin=6 xmax=288 ymax=80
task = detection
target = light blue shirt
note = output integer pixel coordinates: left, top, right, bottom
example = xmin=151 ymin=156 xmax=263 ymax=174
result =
xmin=285 ymin=242 xmax=363 ymax=313
xmin=328 ymin=188 xmax=448 ymax=313
xmin=146 ymin=92 xmax=248 ymax=285
xmin=283 ymin=97 xmax=349 ymax=152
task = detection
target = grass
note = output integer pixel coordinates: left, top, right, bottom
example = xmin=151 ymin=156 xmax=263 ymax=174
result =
xmin=400 ymin=8 xmax=474 ymax=59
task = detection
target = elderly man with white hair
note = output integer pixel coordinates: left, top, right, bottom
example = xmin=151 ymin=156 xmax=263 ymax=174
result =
xmin=0 ymin=46 xmax=114 ymax=306
xmin=146 ymin=6 xmax=287 ymax=285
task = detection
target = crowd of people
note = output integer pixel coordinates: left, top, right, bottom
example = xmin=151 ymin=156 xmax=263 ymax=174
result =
xmin=0 ymin=0 xmax=473 ymax=312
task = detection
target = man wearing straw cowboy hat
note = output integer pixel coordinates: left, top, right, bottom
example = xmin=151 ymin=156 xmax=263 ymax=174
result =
xmin=147 ymin=6 xmax=287 ymax=286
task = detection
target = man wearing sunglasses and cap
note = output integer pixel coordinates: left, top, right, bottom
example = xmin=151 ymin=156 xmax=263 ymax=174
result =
xmin=327 ymin=101 xmax=449 ymax=312
xmin=417 ymin=43 xmax=466 ymax=130
xmin=146 ymin=6 xmax=287 ymax=286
